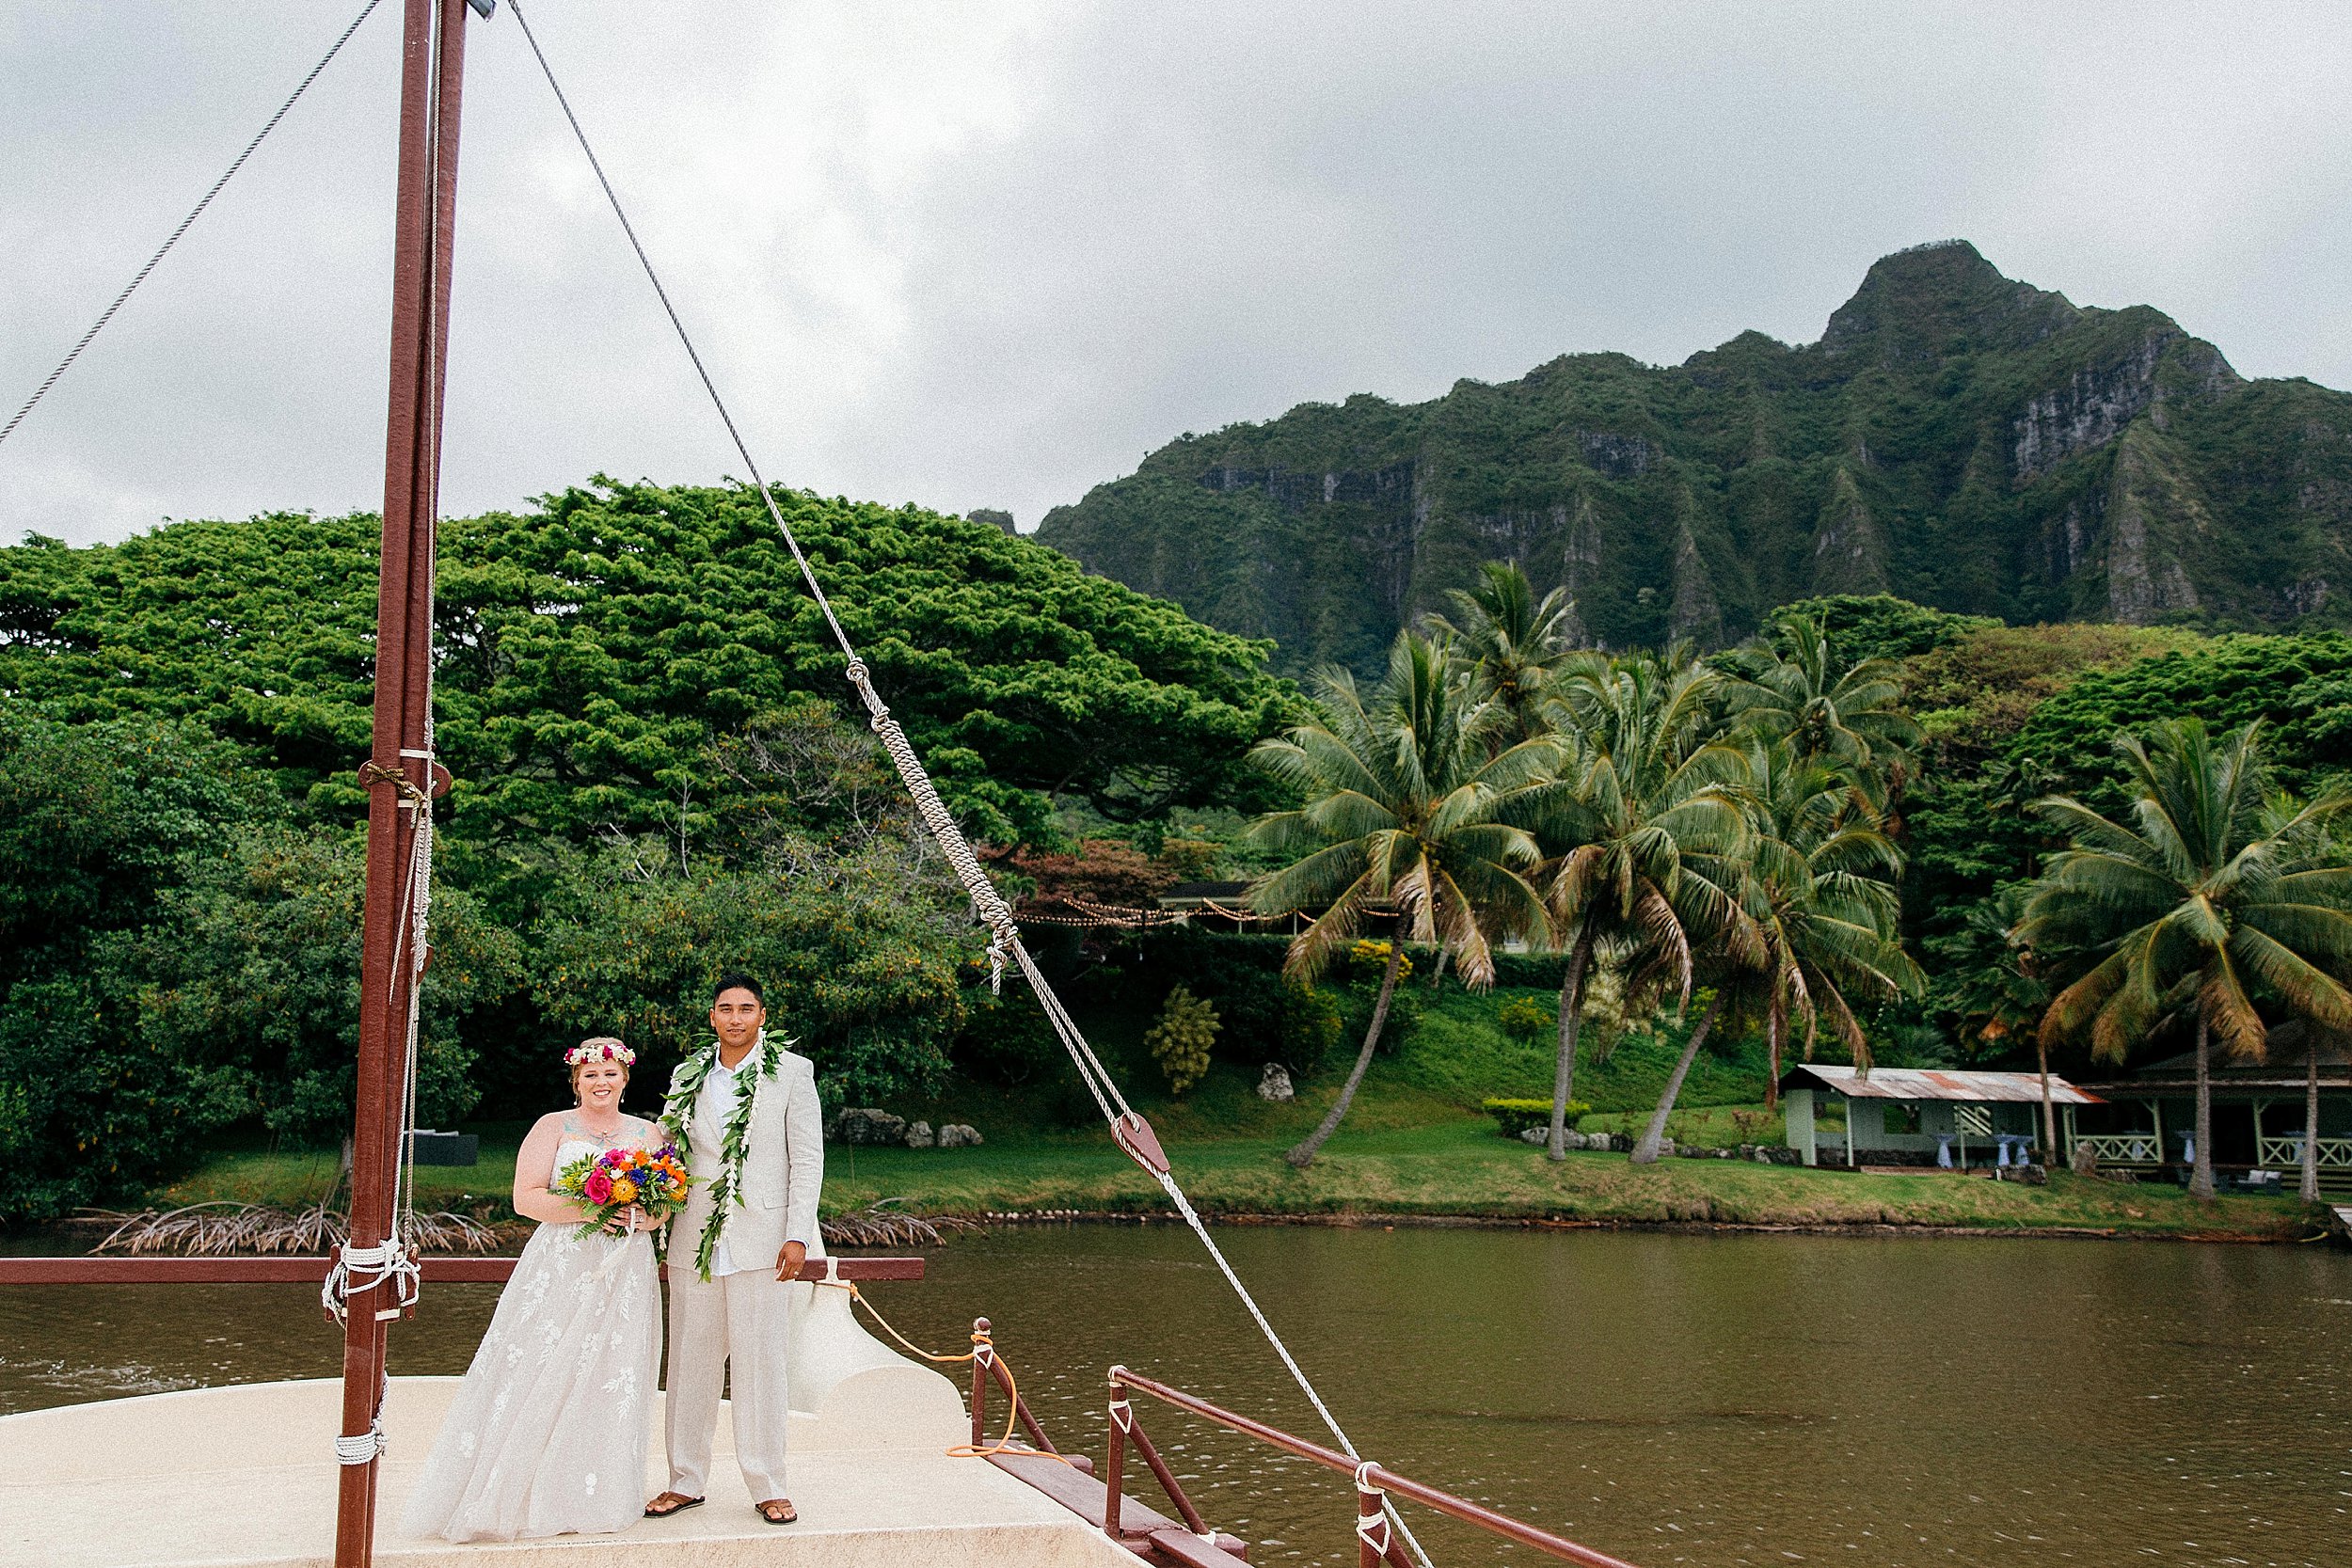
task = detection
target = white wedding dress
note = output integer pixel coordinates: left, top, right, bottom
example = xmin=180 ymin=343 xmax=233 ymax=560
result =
xmin=400 ymin=1134 xmax=661 ymax=1543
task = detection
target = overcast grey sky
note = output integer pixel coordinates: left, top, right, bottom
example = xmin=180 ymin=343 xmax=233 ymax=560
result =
xmin=5 ymin=2 xmax=2348 ymax=546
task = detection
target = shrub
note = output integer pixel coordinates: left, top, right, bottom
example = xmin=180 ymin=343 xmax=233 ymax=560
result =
xmin=1348 ymin=939 xmax=1413 ymax=981
xmin=1145 ymin=985 xmax=1219 ymax=1095
xmin=1481 ymin=1097 xmax=1591 ymax=1138
xmin=1276 ymin=983 xmax=1345 ymax=1075
xmin=1496 ymin=995 xmax=1553 ymax=1039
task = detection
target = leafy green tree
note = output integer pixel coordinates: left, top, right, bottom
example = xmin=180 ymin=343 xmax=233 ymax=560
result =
xmin=1246 ymin=632 xmax=1550 ymax=1166
xmin=1423 ymin=561 xmax=1584 ymax=745
xmin=0 ymin=705 xmax=263 ymax=1219
xmin=0 ymin=483 xmax=1295 ymax=849
xmin=116 ymin=826 xmax=520 ymax=1143
xmin=1769 ymin=594 xmax=1996 ymax=664
xmin=2019 ymin=721 xmax=2352 ymax=1199
xmin=530 ymin=846 xmax=977 ymax=1110
xmin=1522 ymin=654 xmax=1751 ymax=1160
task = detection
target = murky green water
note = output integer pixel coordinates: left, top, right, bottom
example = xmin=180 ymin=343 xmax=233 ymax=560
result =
xmin=5 ymin=1226 xmax=2347 ymax=1566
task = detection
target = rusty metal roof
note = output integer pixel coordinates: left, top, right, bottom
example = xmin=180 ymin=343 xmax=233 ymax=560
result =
xmin=1780 ymin=1064 xmax=2105 ymax=1105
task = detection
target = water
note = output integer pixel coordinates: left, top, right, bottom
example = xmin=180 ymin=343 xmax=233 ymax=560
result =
xmin=5 ymin=1225 xmax=2347 ymax=1566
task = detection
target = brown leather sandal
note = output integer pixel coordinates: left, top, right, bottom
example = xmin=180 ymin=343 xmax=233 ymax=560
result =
xmin=755 ymin=1498 xmax=799 ymax=1525
xmin=644 ymin=1492 xmax=705 ymax=1518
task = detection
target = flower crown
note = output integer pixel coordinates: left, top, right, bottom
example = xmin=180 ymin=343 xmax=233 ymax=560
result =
xmin=565 ymin=1038 xmax=635 ymax=1068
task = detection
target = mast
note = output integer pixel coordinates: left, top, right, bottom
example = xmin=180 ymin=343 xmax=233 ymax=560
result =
xmin=336 ymin=2 xmax=478 ymax=1563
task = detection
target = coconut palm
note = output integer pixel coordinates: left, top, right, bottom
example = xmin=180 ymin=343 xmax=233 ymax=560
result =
xmin=1519 ymin=654 xmax=1752 ymax=1161
xmin=1629 ymin=740 xmax=1920 ymax=1163
xmin=1724 ymin=615 xmax=1919 ymax=804
xmin=2019 ymin=721 xmax=2352 ymax=1199
xmin=1423 ymin=561 xmax=1586 ymax=748
xmin=1246 ymin=631 xmax=1553 ymax=1166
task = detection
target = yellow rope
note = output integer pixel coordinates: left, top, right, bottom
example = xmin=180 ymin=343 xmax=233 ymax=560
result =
xmin=824 ymin=1281 xmax=1073 ymax=1465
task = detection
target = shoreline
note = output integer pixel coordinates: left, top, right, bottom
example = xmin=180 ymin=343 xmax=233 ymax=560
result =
xmin=21 ymin=1200 xmax=2329 ymax=1254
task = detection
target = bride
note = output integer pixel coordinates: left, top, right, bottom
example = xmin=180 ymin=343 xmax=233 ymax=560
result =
xmin=401 ymin=1037 xmax=663 ymax=1543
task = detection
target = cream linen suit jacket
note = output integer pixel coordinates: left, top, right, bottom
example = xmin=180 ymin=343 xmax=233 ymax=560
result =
xmin=665 ymin=1046 xmax=826 ymax=1274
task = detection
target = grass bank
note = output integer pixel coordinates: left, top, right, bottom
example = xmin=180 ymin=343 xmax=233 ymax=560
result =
xmin=146 ymin=984 xmax=2319 ymax=1243
xmin=157 ymin=1117 xmax=2312 ymax=1242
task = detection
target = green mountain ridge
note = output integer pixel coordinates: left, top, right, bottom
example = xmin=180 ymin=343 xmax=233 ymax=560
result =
xmin=1037 ymin=241 xmax=2352 ymax=673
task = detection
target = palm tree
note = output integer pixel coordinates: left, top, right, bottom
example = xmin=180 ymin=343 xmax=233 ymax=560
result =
xmin=1724 ymin=615 xmax=1919 ymax=804
xmin=1423 ymin=561 xmax=1585 ymax=747
xmin=2019 ymin=721 xmax=2352 ymax=1199
xmin=1629 ymin=740 xmax=1920 ymax=1164
xmin=1246 ymin=631 xmax=1553 ymax=1166
xmin=1520 ymin=654 xmax=1752 ymax=1161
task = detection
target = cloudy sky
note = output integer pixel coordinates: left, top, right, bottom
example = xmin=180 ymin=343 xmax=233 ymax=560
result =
xmin=5 ymin=2 xmax=2349 ymax=547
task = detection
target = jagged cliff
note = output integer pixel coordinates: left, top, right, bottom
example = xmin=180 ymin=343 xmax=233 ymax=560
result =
xmin=1037 ymin=242 xmax=2352 ymax=672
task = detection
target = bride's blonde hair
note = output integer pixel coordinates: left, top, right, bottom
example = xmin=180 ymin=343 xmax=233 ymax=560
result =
xmin=568 ymin=1036 xmax=631 ymax=1100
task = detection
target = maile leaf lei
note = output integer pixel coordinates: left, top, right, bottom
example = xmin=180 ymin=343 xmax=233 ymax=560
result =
xmin=661 ymin=1027 xmax=789 ymax=1282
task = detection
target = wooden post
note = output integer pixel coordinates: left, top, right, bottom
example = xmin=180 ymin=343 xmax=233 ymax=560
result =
xmin=334 ymin=5 xmax=473 ymax=1564
xmin=2149 ymin=1100 xmax=2164 ymax=1167
xmin=1358 ymin=1471 xmax=1388 ymax=1568
xmin=970 ymin=1318 xmax=991 ymax=1449
xmin=1104 ymin=1376 xmax=1129 ymax=1540
xmin=1843 ymin=1094 xmax=1854 ymax=1168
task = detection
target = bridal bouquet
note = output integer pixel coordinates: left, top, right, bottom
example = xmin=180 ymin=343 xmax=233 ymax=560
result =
xmin=555 ymin=1145 xmax=691 ymax=1239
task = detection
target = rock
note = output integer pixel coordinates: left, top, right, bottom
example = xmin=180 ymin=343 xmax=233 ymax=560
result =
xmin=938 ymin=1123 xmax=983 ymax=1148
xmin=903 ymin=1120 xmax=935 ymax=1148
xmin=1257 ymin=1063 xmax=1295 ymax=1102
xmin=833 ymin=1107 xmax=907 ymax=1147
xmin=1519 ymin=1126 xmax=1549 ymax=1146
xmin=2071 ymin=1140 xmax=2100 ymax=1178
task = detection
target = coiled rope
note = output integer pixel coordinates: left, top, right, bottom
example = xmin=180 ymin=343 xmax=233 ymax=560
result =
xmin=503 ymin=6 xmax=1433 ymax=1562
xmin=0 ymin=0 xmax=388 ymax=450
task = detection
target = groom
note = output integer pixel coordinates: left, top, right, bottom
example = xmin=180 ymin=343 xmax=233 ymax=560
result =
xmin=645 ymin=973 xmax=825 ymax=1528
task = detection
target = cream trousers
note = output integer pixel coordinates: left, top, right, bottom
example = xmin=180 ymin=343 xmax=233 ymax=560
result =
xmin=663 ymin=1265 xmax=792 ymax=1501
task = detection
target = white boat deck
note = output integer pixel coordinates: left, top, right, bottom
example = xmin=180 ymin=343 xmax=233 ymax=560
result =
xmin=1 ymin=1378 xmax=1128 ymax=1568
xmin=0 ymin=1288 xmax=1132 ymax=1568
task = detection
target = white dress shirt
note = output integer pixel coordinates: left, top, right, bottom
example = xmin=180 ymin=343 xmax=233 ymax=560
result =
xmin=690 ymin=1054 xmax=748 ymax=1277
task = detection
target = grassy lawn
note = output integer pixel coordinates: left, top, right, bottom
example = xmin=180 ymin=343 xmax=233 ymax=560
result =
xmin=155 ymin=1116 xmax=2310 ymax=1242
xmin=143 ymin=984 xmax=2318 ymax=1242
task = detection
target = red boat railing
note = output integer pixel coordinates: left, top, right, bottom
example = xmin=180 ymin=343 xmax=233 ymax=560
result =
xmin=956 ymin=1315 xmax=1642 ymax=1568
xmin=1104 ymin=1364 xmax=1643 ymax=1568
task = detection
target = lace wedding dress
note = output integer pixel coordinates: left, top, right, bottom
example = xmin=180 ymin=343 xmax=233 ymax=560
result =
xmin=400 ymin=1135 xmax=661 ymax=1543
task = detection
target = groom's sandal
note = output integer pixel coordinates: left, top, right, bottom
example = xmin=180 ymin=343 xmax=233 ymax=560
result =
xmin=644 ymin=1492 xmax=705 ymax=1518
xmin=756 ymin=1498 xmax=798 ymax=1526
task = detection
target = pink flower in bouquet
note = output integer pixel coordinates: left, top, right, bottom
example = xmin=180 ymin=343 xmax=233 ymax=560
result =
xmin=582 ymin=1168 xmax=614 ymax=1206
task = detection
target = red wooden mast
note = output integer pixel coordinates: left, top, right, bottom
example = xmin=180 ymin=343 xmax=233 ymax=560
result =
xmin=336 ymin=1 xmax=477 ymax=1562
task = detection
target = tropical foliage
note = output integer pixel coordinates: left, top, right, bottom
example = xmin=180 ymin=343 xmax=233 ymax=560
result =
xmin=1245 ymin=631 xmax=1551 ymax=1164
xmin=2018 ymin=721 xmax=2352 ymax=1198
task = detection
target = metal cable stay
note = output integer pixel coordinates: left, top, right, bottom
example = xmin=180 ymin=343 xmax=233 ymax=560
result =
xmin=501 ymin=5 xmax=1436 ymax=1560
xmin=0 ymin=0 xmax=391 ymax=451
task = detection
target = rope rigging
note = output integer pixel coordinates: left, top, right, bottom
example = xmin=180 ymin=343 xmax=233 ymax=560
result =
xmin=502 ymin=4 xmax=1435 ymax=1561
xmin=0 ymin=0 xmax=389 ymax=451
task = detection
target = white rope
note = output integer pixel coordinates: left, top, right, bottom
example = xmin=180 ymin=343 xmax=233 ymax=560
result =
xmin=505 ymin=12 xmax=1430 ymax=1563
xmin=335 ymin=1427 xmax=388 ymax=1465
